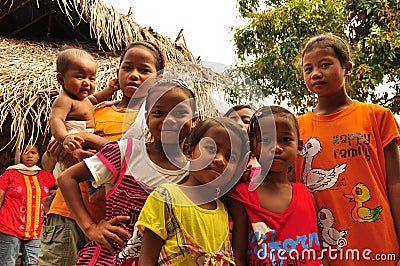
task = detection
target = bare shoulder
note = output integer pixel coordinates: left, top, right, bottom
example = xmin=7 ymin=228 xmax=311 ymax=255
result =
xmin=52 ymin=92 xmax=75 ymax=107
xmin=70 ymin=97 xmax=93 ymax=107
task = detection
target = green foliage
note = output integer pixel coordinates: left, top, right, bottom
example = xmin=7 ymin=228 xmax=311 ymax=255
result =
xmin=231 ymin=0 xmax=400 ymax=115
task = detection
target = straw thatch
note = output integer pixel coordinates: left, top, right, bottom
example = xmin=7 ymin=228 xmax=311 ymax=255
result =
xmin=0 ymin=0 xmax=233 ymax=171
xmin=0 ymin=0 xmax=196 ymax=61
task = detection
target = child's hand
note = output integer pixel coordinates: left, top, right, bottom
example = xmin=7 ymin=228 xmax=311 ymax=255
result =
xmin=62 ymin=135 xmax=84 ymax=153
xmin=46 ymin=139 xmax=72 ymax=164
xmin=239 ymin=164 xmax=252 ymax=183
xmin=84 ymin=216 xmax=131 ymax=252
xmin=108 ymin=78 xmax=120 ymax=93
xmin=43 ymin=192 xmax=56 ymax=213
xmin=95 ymin=100 xmax=119 ymax=109
xmin=61 ymin=148 xmax=97 ymax=167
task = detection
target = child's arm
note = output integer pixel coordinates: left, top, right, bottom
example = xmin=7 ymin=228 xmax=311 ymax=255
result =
xmin=42 ymin=139 xmax=68 ymax=171
xmin=58 ymin=161 xmax=131 ymax=252
xmin=139 ymin=228 xmax=164 ymax=265
xmin=0 ymin=189 xmax=5 ymax=207
xmin=385 ymin=139 xmax=400 ymax=241
xmin=88 ymin=184 xmax=106 ymax=203
xmin=49 ymin=95 xmax=83 ymax=152
xmin=41 ymin=139 xmax=97 ymax=171
xmin=88 ymin=78 xmax=119 ymax=105
xmin=227 ymin=197 xmax=248 ymax=266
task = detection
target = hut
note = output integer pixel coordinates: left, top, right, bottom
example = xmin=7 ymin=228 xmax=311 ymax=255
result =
xmin=0 ymin=0 xmax=232 ymax=171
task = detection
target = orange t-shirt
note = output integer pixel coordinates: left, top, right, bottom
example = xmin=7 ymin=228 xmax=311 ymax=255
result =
xmin=94 ymin=105 xmax=138 ymax=141
xmin=296 ymin=101 xmax=400 ymax=265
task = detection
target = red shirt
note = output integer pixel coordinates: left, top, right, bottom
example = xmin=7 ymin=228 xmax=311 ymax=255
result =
xmin=229 ymin=182 xmax=322 ymax=266
xmin=0 ymin=169 xmax=55 ymax=240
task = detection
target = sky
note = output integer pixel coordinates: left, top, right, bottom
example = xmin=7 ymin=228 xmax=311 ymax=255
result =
xmin=103 ymin=0 xmax=242 ymax=68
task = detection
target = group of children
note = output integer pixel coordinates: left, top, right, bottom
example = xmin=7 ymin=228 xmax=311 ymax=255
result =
xmin=0 ymin=33 xmax=398 ymax=266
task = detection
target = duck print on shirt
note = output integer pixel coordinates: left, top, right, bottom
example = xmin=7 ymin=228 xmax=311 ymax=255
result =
xmin=317 ymin=207 xmax=348 ymax=248
xmin=345 ymin=182 xmax=383 ymax=223
xmin=301 ymin=137 xmax=347 ymax=193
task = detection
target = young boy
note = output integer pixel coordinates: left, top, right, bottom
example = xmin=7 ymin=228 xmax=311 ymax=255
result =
xmin=49 ymin=47 xmax=117 ymax=153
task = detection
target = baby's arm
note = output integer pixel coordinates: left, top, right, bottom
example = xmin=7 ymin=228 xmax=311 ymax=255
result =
xmin=58 ymin=161 xmax=131 ymax=251
xmin=89 ymin=78 xmax=119 ymax=105
xmin=227 ymin=197 xmax=248 ymax=266
xmin=49 ymin=95 xmax=83 ymax=152
xmin=74 ymin=131 xmax=110 ymax=151
xmin=385 ymin=139 xmax=400 ymax=242
xmin=139 ymin=228 xmax=164 ymax=265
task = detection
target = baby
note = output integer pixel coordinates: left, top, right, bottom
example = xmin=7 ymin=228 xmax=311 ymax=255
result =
xmin=49 ymin=47 xmax=116 ymax=153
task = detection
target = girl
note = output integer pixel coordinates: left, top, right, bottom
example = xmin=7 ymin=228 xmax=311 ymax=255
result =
xmin=228 ymin=106 xmax=322 ymax=266
xmin=138 ymin=117 xmax=249 ymax=265
xmin=0 ymin=144 xmax=55 ymax=266
xmin=58 ymin=78 xmax=198 ymax=265
xmin=297 ymin=33 xmax=400 ymax=265
xmin=91 ymin=41 xmax=164 ymax=142
xmin=39 ymin=41 xmax=165 ymax=266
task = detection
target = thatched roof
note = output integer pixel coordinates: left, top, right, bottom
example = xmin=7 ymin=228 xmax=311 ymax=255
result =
xmin=0 ymin=0 xmax=233 ymax=169
xmin=0 ymin=0 xmax=195 ymax=61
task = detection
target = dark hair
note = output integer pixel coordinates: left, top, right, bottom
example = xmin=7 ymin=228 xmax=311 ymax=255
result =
xmin=224 ymin=104 xmax=254 ymax=117
xmin=56 ymin=47 xmax=95 ymax=74
xmin=301 ymin=34 xmax=352 ymax=68
xmin=119 ymin=41 xmax=165 ymax=72
xmin=22 ymin=143 xmax=38 ymax=153
xmin=185 ymin=117 xmax=249 ymax=161
xmin=145 ymin=78 xmax=196 ymax=113
xmin=249 ymin=106 xmax=299 ymax=151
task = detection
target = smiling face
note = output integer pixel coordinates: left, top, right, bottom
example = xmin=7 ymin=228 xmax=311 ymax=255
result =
xmin=254 ymin=114 xmax=299 ymax=174
xmin=188 ymin=124 xmax=241 ymax=187
xmin=146 ymin=86 xmax=196 ymax=145
xmin=117 ymin=46 xmax=158 ymax=100
xmin=20 ymin=145 xmax=40 ymax=167
xmin=57 ymin=55 xmax=97 ymax=100
xmin=302 ymin=47 xmax=351 ymax=99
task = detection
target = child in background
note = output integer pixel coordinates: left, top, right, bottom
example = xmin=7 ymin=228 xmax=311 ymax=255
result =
xmin=224 ymin=104 xmax=260 ymax=179
xmin=0 ymin=144 xmax=55 ymax=266
xmin=228 ymin=106 xmax=322 ymax=266
xmin=39 ymin=41 xmax=165 ymax=266
xmin=138 ymin=117 xmax=249 ymax=265
xmin=297 ymin=33 xmax=400 ymax=265
xmin=224 ymin=104 xmax=254 ymax=132
xmin=58 ymin=78 xmax=198 ymax=265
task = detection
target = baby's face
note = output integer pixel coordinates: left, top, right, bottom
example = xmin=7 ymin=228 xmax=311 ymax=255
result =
xmin=58 ymin=55 xmax=97 ymax=100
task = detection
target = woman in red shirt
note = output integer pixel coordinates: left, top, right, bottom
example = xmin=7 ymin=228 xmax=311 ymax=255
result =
xmin=0 ymin=144 xmax=55 ymax=266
